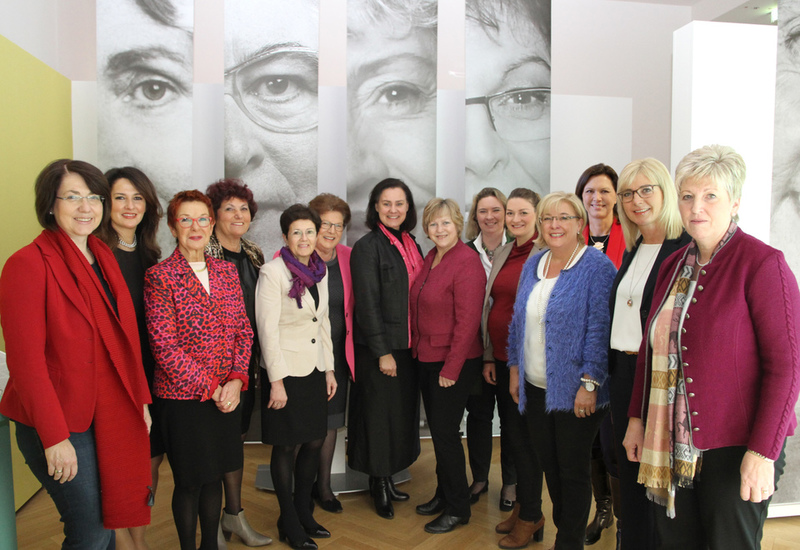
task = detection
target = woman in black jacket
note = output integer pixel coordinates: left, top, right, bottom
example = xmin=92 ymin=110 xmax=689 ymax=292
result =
xmin=348 ymin=178 xmax=424 ymax=520
xmin=608 ymin=158 xmax=690 ymax=549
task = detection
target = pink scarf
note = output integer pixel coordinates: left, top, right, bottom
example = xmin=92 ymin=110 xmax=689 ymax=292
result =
xmin=378 ymin=223 xmax=423 ymax=346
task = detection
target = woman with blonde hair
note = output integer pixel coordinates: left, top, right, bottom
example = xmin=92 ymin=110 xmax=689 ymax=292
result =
xmin=609 ymin=158 xmax=689 ymax=549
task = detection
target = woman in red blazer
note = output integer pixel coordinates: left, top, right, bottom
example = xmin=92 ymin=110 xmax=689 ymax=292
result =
xmin=410 ymin=198 xmax=486 ymax=534
xmin=144 ymin=190 xmax=253 ymax=550
xmin=308 ymin=193 xmax=355 ymax=514
xmin=0 ymin=159 xmax=152 ymax=547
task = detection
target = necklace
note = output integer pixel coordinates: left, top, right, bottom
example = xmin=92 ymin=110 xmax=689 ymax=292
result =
xmin=543 ymin=242 xmax=581 ymax=279
xmin=696 ymin=257 xmax=711 ymax=267
xmin=589 ymin=234 xmax=609 ymax=251
xmin=625 ymin=245 xmax=659 ymax=307
xmin=118 ymin=233 xmax=137 ymax=248
xmin=192 ymin=264 xmax=207 ymax=273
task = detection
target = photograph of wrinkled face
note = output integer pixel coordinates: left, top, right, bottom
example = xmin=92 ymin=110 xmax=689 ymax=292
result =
xmin=772 ymin=0 xmax=800 ymax=277
xmin=465 ymin=0 xmax=551 ymax=204
xmin=224 ymin=0 xmax=320 ymax=255
xmin=97 ymin=0 xmax=194 ymax=205
xmin=346 ymin=0 xmax=438 ymax=243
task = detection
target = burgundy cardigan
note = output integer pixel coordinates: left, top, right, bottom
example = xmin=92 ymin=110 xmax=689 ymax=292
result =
xmin=629 ymin=229 xmax=800 ymax=460
xmin=410 ymin=240 xmax=485 ymax=380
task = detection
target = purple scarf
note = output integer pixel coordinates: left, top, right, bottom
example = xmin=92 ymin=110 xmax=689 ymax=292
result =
xmin=280 ymin=246 xmax=326 ymax=308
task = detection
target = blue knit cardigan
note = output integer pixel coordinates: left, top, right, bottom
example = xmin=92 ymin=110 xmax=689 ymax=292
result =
xmin=507 ymin=246 xmax=617 ymax=413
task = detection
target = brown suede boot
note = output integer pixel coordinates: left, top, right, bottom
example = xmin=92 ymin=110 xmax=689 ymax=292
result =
xmin=495 ymin=502 xmax=520 ymax=534
xmin=498 ymin=516 xmax=545 ymax=549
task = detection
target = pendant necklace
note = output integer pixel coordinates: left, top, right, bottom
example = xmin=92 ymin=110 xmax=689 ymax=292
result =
xmin=625 ymin=245 xmax=658 ymax=307
xmin=118 ymin=233 xmax=137 ymax=248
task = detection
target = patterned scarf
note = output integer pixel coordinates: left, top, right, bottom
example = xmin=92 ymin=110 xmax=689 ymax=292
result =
xmin=639 ymin=221 xmax=737 ymax=518
xmin=280 ymin=246 xmax=326 ymax=308
xmin=378 ymin=223 xmax=423 ymax=346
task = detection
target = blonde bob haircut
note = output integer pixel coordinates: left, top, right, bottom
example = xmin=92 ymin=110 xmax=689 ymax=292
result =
xmin=534 ymin=192 xmax=586 ymax=248
xmin=674 ymin=144 xmax=746 ymax=222
xmin=465 ymin=187 xmax=508 ymax=241
xmin=617 ymin=158 xmax=684 ymax=251
xmin=422 ymin=198 xmax=465 ymax=238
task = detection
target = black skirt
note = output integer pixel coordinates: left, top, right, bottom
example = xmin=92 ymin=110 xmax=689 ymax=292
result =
xmin=347 ymin=346 xmax=420 ymax=476
xmin=261 ymin=368 xmax=327 ymax=446
xmin=158 ymin=398 xmax=243 ymax=487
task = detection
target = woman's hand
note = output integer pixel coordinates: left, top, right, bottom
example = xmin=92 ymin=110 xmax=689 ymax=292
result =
xmin=45 ymin=439 xmax=78 ymax=484
xmin=143 ymin=404 xmax=152 ymax=434
xmin=268 ymin=379 xmax=288 ymax=409
xmin=509 ymin=366 xmax=520 ymax=404
xmin=574 ymin=387 xmax=597 ymax=418
xmin=623 ymin=418 xmax=645 ymax=462
xmin=216 ymin=379 xmax=243 ymax=413
xmin=379 ymin=354 xmax=397 ymax=377
xmin=326 ymin=371 xmax=338 ymax=401
xmin=439 ymin=375 xmax=455 ymax=388
xmin=483 ymin=362 xmax=496 ymax=385
xmin=740 ymin=451 xmax=776 ymax=502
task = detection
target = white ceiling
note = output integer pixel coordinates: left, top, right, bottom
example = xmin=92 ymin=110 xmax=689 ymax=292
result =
xmin=619 ymin=0 xmax=778 ymax=25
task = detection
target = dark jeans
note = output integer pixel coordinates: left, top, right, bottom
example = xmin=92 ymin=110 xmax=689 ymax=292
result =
xmin=15 ymin=422 xmax=115 ymax=549
xmin=524 ymin=383 xmax=606 ymax=550
xmin=653 ymin=443 xmax=787 ymax=550
xmin=498 ymin=360 xmax=543 ymax=522
xmin=609 ymin=349 xmax=657 ymax=549
xmin=419 ymin=356 xmax=482 ymax=517
xmin=465 ymin=375 xmax=517 ymax=486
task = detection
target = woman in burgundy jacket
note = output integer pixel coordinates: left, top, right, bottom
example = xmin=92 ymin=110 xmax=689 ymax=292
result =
xmin=624 ymin=145 xmax=800 ymax=549
xmin=410 ymin=198 xmax=486 ymax=535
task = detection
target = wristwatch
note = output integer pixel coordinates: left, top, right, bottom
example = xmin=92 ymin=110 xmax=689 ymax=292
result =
xmin=580 ymin=377 xmax=599 ymax=392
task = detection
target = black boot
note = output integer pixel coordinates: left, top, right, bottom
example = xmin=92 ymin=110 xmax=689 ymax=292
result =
xmin=387 ymin=476 xmax=410 ymax=501
xmin=609 ymin=475 xmax=622 ymax=550
xmin=585 ymin=459 xmax=613 ymax=545
xmin=371 ymin=477 xmax=394 ymax=519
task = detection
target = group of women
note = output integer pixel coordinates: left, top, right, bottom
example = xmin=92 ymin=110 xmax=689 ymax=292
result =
xmin=1 ymin=143 xmax=799 ymax=550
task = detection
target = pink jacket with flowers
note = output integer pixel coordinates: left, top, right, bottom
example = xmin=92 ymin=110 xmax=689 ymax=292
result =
xmin=145 ymin=248 xmax=252 ymax=400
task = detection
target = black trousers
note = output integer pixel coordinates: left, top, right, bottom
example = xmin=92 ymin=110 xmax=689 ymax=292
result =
xmin=525 ymin=383 xmax=606 ymax=550
xmin=653 ymin=443 xmax=787 ymax=550
xmin=609 ymin=349 xmax=658 ymax=549
xmin=498 ymin=360 xmax=544 ymax=522
xmin=419 ymin=356 xmax=482 ymax=518
xmin=465 ymin=375 xmax=517 ymax=486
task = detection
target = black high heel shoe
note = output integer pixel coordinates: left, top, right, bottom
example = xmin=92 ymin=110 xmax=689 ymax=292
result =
xmin=469 ymin=480 xmax=489 ymax=504
xmin=371 ymin=477 xmax=395 ymax=519
xmin=277 ymin=517 xmax=317 ymax=549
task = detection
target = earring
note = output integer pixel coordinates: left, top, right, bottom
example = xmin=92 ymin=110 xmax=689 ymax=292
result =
xmin=49 ymin=211 xmax=53 ymax=215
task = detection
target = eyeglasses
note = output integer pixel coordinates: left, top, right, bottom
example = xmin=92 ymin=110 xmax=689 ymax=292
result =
xmin=56 ymin=194 xmax=104 ymax=205
xmin=466 ymin=87 xmax=551 ymax=142
xmin=618 ymin=184 xmax=660 ymax=203
xmin=320 ymin=221 xmax=344 ymax=233
xmin=540 ymin=215 xmax=580 ymax=224
xmin=225 ymin=47 xmax=319 ymax=134
xmin=175 ymin=216 xmax=212 ymax=228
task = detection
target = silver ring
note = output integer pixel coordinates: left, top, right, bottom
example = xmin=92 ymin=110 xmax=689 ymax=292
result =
xmin=55 ymin=470 xmax=62 ymax=474
xmin=226 ymin=401 xmax=232 ymax=406
xmin=579 ymin=409 xmax=585 ymax=413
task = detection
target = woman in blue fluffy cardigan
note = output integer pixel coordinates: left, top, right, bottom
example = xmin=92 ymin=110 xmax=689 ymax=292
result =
xmin=507 ymin=191 xmax=617 ymax=550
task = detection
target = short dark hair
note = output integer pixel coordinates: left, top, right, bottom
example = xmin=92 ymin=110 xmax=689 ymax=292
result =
xmin=166 ymin=190 xmax=215 ymax=231
xmin=508 ymin=187 xmax=541 ymax=208
xmin=364 ymin=178 xmax=417 ymax=232
xmin=102 ymin=166 xmax=163 ymax=267
xmin=206 ymin=178 xmax=258 ymax=220
xmin=309 ymin=193 xmax=351 ymax=228
xmin=280 ymin=204 xmax=321 ymax=236
xmin=34 ymin=159 xmax=110 ymax=231
xmin=575 ymin=163 xmax=619 ymax=197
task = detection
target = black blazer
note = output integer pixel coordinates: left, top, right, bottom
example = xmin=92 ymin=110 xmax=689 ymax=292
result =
xmin=351 ymin=228 xmax=422 ymax=358
xmin=609 ymin=231 xmax=692 ymax=331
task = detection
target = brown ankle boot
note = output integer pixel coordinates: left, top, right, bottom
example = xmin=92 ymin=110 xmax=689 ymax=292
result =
xmin=498 ymin=516 xmax=545 ymax=549
xmin=495 ymin=502 xmax=520 ymax=534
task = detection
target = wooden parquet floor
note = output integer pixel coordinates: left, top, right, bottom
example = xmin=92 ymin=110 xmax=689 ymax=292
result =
xmin=14 ymin=438 xmax=800 ymax=549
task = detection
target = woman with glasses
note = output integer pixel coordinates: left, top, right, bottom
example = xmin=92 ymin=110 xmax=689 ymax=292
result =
xmin=608 ymin=159 xmax=689 ymax=549
xmin=507 ymin=192 xmax=617 ymax=550
xmin=203 ymin=179 xmax=271 ymax=547
xmin=98 ymin=166 xmax=164 ymax=550
xmin=306 ymin=194 xmax=355 ymax=514
xmin=144 ymin=190 xmax=254 ymax=550
xmin=256 ymin=204 xmax=336 ymax=550
xmin=465 ymin=0 xmax=551 ymax=200
xmin=0 ymin=160 xmax=153 ymax=548
xmin=224 ymin=0 xmax=320 ymax=255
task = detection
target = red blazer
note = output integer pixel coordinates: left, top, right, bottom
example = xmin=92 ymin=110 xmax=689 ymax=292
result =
xmin=144 ymin=248 xmax=252 ymax=400
xmin=583 ymin=219 xmax=625 ymax=269
xmin=410 ymin=240 xmax=485 ymax=380
xmin=629 ymin=229 xmax=800 ymax=460
xmin=0 ymin=232 xmax=150 ymax=448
